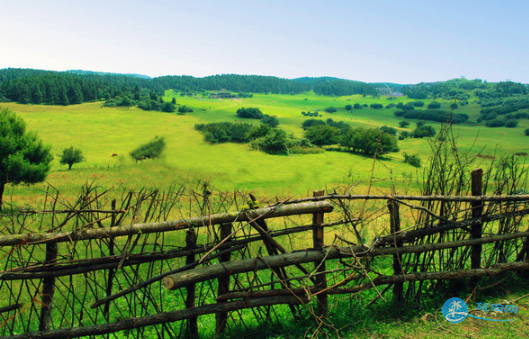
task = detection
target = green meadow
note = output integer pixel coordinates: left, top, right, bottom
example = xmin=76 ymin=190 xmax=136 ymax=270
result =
xmin=2 ymin=91 xmax=529 ymax=206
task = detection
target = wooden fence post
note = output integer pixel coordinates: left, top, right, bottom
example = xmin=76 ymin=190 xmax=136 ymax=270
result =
xmin=387 ymin=199 xmax=403 ymax=303
xmin=312 ymin=190 xmax=327 ymax=317
xmin=185 ymin=229 xmax=199 ymax=339
xmin=39 ymin=241 xmax=58 ymax=331
xmin=104 ymin=200 xmax=117 ymax=321
xmin=471 ymin=169 xmax=483 ymax=271
xmin=216 ymin=223 xmax=232 ymax=336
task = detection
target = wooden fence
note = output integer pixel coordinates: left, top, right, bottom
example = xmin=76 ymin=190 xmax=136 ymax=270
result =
xmin=0 ymin=171 xmax=529 ymax=338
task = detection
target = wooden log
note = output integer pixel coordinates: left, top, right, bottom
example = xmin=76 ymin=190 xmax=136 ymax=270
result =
xmin=0 ymin=221 xmax=345 ymax=280
xmin=39 ymin=242 xmax=58 ymax=331
xmin=216 ymin=224 xmax=232 ymax=336
xmin=387 ymin=199 xmax=403 ymax=303
xmin=471 ymin=168 xmax=484 ymax=272
xmin=373 ymin=208 xmax=529 ymax=247
xmin=280 ymin=194 xmax=529 ymax=204
xmin=3 ymin=296 xmax=308 ymax=339
xmin=312 ymin=189 xmax=327 ymax=316
xmin=0 ymin=303 xmax=23 ymax=314
xmin=216 ymin=261 xmax=529 ymax=301
xmin=163 ymin=231 xmax=529 ymax=290
xmin=185 ymin=230 xmax=198 ymax=339
xmin=0 ymin=201 xmax=334 ymax=247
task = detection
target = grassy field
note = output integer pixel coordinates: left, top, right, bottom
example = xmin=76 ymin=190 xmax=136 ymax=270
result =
xmin=2 ymin=91 xmax=528 ymax=207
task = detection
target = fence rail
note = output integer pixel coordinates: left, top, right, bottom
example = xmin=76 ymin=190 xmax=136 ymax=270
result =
xmin=1 ymin=173 xmax=529 ymax=338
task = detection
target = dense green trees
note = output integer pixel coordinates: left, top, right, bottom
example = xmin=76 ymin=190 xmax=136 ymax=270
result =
xmin=403 ymin=152 xmax=421 ymax=167
xmin=339 ymin=128 xmax=399 ymax=156
xmin=60 ymin=147 xmax=84 ymax=170
xmin=525 ymin=128 xmax=529 ymax=136
xmin=312 ymin=79 xmax=377 ymax=96
xmin=394 ymin=109 xmax=469 ymax=124
xmin=0 ymin=108 xmax=53 ymax=210
xmin=236 ymin=107 xmax=264 ymax=119
xmin=130 ymin=137 xmax=166 ymax=161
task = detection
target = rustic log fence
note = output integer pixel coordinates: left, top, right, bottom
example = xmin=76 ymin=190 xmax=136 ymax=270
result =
xmin=0 ymin=172 xmax=528 ymax=338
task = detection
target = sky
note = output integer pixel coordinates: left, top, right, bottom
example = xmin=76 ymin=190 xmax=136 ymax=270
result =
xmin=1 ymin=0 xmax=528 ymax=84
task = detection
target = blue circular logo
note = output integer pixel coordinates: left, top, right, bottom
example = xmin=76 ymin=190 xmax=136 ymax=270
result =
xmin=442 ymin=297 xmax=468 ymax=323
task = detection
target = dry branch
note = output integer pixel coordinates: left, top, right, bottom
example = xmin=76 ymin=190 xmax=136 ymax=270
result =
xmin=3 ymin=296 xmax=308 ymax=339
xmin=0 ymin=201 xmax=334 ymax=247
xmin=163 ymin=231 xmax=529 ymax=290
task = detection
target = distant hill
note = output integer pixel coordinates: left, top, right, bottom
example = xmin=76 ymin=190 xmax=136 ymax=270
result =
xmin=292 ymin=77 xmax=342 ymax=85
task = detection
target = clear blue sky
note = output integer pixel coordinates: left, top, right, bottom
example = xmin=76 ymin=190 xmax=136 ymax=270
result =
xmin=1 ymin=0 xmax=528 ymax=84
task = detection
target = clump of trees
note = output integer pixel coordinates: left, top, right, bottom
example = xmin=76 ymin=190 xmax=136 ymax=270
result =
xmin=130 ymin=136 xmax=166 ymax=161
xmin=60 ymin=147 xmax=84 ymax=170
xmin=177 ymin=105 xmax=193 ymax=114
xmin=525 ymin=128 xmax=529 ymax=136
xmin=194 ymin=122 xmax=253 ymax=143
xmin=394 ymin=109 xmax=469 ymax=124
xmin=236 ymin=107 xmax=264 ymax=119
xmin=403 ymin=152 xmax=421 ymax=167
xmin=0 ymin=108 xmax=53 ymax=210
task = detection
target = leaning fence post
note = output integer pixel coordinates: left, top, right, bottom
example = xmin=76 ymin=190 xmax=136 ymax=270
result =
xmin=312 ymin=190 xmax=328 ymax=317
xmin=471 ymin=168 xmax=484 ymax=271
xmin=185 ymin=229 xmax=199 ymax=339
xmin=216 ymin=223 xmax=232 ymax=336
xmin=387 ymin=199 xmax=403 ymax=303
xmin=39 ymin=241 xmax=58 ymax=331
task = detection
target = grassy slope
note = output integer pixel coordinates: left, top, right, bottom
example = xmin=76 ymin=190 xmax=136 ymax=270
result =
xmin=2 ymin=91 xmax=528 ymax=206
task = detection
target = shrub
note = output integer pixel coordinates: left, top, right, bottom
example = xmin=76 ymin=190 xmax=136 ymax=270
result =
xmin=403 ymin=152 xmax=421 ymax=167
xmin=505 ymin=120 xmax=518 ymax=128
xmin=130 ymin=136 xmax=166 ymax=161
xmin=486 ymin=119 xmax=506 ymax=127
xmin=525 ymin=128 xmax=529 ymax=136
xmin=236 ymin=107 xmax=263 ymax=119
xmin=345 ymin=104 xmax=353 ymax=110
xmin=399 ymin=121 xmax=410 ymax=128
xmin=427 ymin=101 xmax=441 ymax=109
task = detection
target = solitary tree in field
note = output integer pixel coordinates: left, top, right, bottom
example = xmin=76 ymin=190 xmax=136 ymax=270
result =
xmin=60 ymin=146 xmax=84 ymax=170
xmin=130 ymin=136 xmax=166 ymax=162
xmin=0 ymin=108 xmax=53 ymax=210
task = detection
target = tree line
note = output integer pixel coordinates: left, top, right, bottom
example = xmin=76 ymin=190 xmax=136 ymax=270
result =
xmin=0 ymin=69 xmax=383 ymax=105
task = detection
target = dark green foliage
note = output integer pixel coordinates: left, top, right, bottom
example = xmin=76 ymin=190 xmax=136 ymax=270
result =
xmin=178 ymin=105 xmax=193 ymax=114
xmin=304 ymin=125 xmax=340 ymax=146
xmin=0 ymin=108 xmax=53 ymax=209
xmin=525 ymin=128 xmax=529 ymax=136
xmin=247 ymin=124 xmax=272 ymax=140
xmin=60 ymin=146 xmax=84 ymax=170
xmin=301 ymin=111 xmax=319 ymax=117
xmin=353 ymin=103 xmax=362 ymax=109
xmin=370 ymin=103 xmax=383 ymax=109
xmin=129 ymin=136 xmax=166 ymax=161
xmin=411 ymin=101 xmax=425 ymax=107
xmin=505 ymin=120 xmax=518 ymax=128
xmin=137 ymin=99 xmax=162 ymax=111
xmin=340 ymin=128 xmax=399 ymax=156
xmin=479 ymin=97 xmax=529 ymax=117
xmin=517 ymin=112 xmax=529 ymax=119
xmin=403 ymin=152 xmax=421 ymax=167
xmin=486 ymin=119 xmax=506 ymax=127
xmin=386 ymin=103 xmax=396 ymax=109
xmin=312 ymin=79 xmax=377 ymax=96
xmin=161 ymin=102 xmax=175 ymax=112
xmin=302 ymin=119 xmax=326 ymax=130
xmin=324 ymin=106 xmax=337 ymax=113
xmin=195 ymin=122 xmax=253 ymax=143
xmin=171 ymin=97 xmax=177 ymax=105
xmin=380 ymin=126 xmax=397 ymax=135
xmin=250 ymin=129 xmax=288 ymax=155
xmin=236 ymin=107 xmax=263 ymax=119
xmin=412 ymin=124 xmax=436 ymax=138
xmin=399 ymin=121 xmax=410 ymax=128
xmin=394 ymin=109 xmax=469 ymax=124
xmin=450 ymin=103 xmax=458 ymax=109
xmin=261 ymin=115 xmax=279 ymax=127
xmin=345 ymin=104 xmax=353 ymax=110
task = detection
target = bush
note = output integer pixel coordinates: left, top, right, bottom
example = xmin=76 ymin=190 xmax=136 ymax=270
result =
xmin=345 ymin=104 xmax=353 ymax=110
xmin=130 ymin=137 xmax=166 ymax=161
xmin=525 ymin=128 xmax=529 ymax=136
xmin=178 ymin=105 xmax=193 ymax=114
xmin=324 ymin=106 xmax=337 ymax=113
xmin=399 ymin=121 xmax=410 ymax=128
xmin=403 ymin=152 xmax=421 ymax=167
xmin=486 ymin=119 xmax=506 ymax=127
xmin=505 ymin=120 xmax=518 ymax=128
xmin=353 ymin=103 xmax=362 ymax=109
xmin=261 ymin=115 xmax=279 ymax=127
xmin=236 ymin=107 xmax=263 ymax=119
xmin=161 ymin=102 xmax=176 ymax=113
xmin=370 ymin=103 xmax=383 ymax=109
xmin=427 ymin=101 xmax=441 ymax=109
